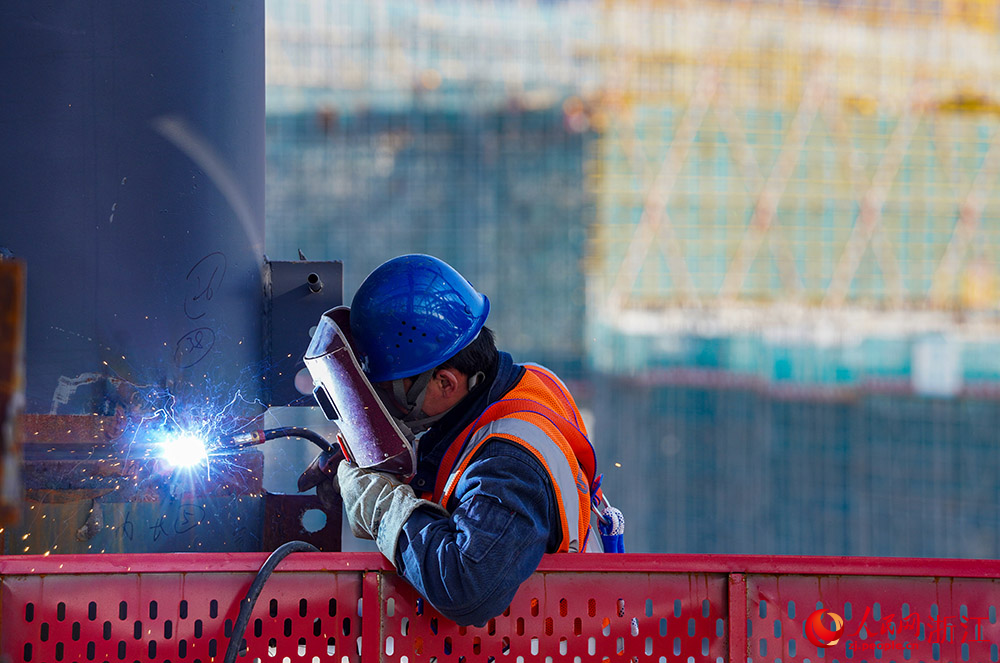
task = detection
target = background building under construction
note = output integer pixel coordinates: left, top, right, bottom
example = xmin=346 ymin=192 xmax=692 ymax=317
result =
xmin=265 ymin=0 xmax=1000 ymax=558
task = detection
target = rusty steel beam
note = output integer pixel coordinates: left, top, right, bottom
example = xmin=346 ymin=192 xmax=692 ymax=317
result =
xmin=0 ymin=258 xmax=25 ymax=526
xmin=21 ymin=413 xmax=264 ymax=502
xmin=11 ymin=412 xmax=268 ymax=555
xmin=22 ymin=413 xmax=125 ymax=446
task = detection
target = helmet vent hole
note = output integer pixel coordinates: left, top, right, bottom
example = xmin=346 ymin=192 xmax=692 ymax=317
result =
xmin=395 ymin=344 xmax=400 ymax=349
xmin=398 ymin=332 xmax=403 ymax=336
xmin=408 ymin=339 xmax=413 ymax=343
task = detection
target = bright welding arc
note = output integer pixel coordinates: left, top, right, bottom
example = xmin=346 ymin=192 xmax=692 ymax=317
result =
xmin=158 ymin=432 xmax=210 ymax=468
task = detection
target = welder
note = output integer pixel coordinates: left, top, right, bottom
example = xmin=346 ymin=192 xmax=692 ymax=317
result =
xmin=298 ymin=254 xmax=619 ymax=627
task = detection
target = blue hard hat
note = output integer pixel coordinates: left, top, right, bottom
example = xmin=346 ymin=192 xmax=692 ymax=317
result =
xmin=350 ymin=254 xmax=490 ymax=382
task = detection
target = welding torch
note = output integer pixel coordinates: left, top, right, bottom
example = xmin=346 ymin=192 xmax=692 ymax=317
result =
xmin=155 ymin=426 xmax=339 ymax=469
xmin=215 ymin=426 xmax=337 ymax=455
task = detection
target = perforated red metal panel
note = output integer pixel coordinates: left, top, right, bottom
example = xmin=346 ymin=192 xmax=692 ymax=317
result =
xmin=2 ymin=558 xmax=365 ymax=663
xmin=748 ymin=575 xmax=1000 ymax=663
xmin=3 ymin=553 xmax=1000 ymax=663
xmin=377 ymin=569 xmax=727 ymax=660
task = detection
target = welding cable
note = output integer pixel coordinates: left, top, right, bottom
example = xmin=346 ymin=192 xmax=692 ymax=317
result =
xmin=261 ymin=427 xmax=337 ymax=454
xmin=223 ymin=540 xmax=320 ymax=663
xmin=220 ymin=427 xmax=337 ymax=455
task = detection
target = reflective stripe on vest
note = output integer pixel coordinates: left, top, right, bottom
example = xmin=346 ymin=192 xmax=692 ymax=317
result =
xmin=432 ymin=366 xmax=600 ymax=553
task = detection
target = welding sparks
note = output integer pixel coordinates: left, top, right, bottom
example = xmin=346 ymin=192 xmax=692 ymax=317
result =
xmin=158 ymin=432 xmax=209 ymax=468
xmin=127 ymin=381 xmax=267 ymax=477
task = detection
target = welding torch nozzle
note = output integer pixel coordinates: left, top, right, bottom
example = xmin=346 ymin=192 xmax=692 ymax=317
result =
xmin=216 ymin=430 xmax=268 ymax=450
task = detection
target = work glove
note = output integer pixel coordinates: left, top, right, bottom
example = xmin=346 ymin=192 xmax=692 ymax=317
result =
xmin=297 ymin=449 xmax=344 ymax=513
xmin=337 ymin=460 xmax=448 ymax=566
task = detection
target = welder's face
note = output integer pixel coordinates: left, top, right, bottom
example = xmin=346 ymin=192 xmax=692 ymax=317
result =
xmin=374 ymin=374 xmax=457 ymax=418
xmin=373 ymin=380 xmax=410 ymax=418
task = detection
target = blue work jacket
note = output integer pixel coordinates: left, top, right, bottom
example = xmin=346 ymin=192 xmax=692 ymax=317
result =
xmin=394 ymin=352 xmax=564 ymax=627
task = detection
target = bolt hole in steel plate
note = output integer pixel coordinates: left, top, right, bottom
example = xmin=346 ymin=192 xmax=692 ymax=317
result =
xmin=301 ymin=508 xmax=327 ymax=533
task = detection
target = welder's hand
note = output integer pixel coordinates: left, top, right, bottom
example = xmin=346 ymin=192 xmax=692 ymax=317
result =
xmin=337 ymin=461 xmax=448 ymax=565
xmin=297 ymin=449 xmax=344 ymax=513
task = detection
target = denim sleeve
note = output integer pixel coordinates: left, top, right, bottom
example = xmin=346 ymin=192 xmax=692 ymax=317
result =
xmin=393 ymin=438 xmax=558 ymax=627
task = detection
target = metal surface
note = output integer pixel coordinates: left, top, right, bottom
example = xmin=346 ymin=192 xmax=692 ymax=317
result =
xmin=379 ymin=566 xmax=726 ymax=660
xmin=1 ymin=3 xmax=265 ymax=415
xmin=263 ymin=492 xmax=342 ymax=552
xmin=3 ymin=553 xmax=999 ymax=662
xmin=0 ymin=259 xmax=25 ymax=526
xmin=20 ymin=414 xmax=261 ymax=503
xmin=264 ymin=260 xmax=344 ymax=406
xmin=748 ymin=574 xmax=1000 ymax=663
xmin=5 ymin=565 xmax=363 ymax=663
xmin=5 ymin=415 xmax=267 ymax=555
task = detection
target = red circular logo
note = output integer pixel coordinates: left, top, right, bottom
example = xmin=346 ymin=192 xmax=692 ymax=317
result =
xmin=805 ymin=609 xmax=845 ymax=647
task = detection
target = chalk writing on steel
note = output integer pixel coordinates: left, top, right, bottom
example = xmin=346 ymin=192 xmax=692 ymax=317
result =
xmin=174 ymin=328 xmax=215 ymax=368
xmin=174 ymin=504 xmax=206 ymax=534
xmin=183 ymin=252 xmax=227 ymax=321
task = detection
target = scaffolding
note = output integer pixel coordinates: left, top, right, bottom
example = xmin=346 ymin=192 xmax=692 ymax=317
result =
xmin=265 ymin=0 xmax=1000 ymax=375
xmin=264 ymin=1 xmax=599 ymax=373
xmin=265 ymin=1 xmax=598 ymax=114
xmin=590 ymin=0 xmax=1000 ymax=325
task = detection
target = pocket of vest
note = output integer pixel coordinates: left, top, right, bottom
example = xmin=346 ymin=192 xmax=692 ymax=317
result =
xmin=454 ymin=495 xmax=516 ymax=563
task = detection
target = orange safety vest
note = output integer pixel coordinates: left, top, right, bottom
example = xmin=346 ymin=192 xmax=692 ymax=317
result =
xmin=427 ymin=364 xmax=603 ymax=553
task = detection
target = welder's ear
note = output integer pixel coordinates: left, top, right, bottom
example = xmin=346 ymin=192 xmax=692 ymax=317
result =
xmin=434 ymin=368 xmax=463 ymax=396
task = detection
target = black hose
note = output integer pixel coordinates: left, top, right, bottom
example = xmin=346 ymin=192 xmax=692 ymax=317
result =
xmin=223 ymin=540 xmax=320 ymax=663
xmin=262 ymin=426 xmax=337 ymax=455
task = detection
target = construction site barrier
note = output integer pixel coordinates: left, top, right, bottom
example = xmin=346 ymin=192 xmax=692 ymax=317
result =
xmin=2 ymin=553 xmax=999 ymax=662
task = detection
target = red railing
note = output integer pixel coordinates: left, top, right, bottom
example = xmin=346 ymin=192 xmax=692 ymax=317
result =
xmin=3 ymin=553 xmax=999 ymax=662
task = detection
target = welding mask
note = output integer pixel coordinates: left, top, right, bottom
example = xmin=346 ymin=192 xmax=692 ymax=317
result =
xmin=303 ymin=306 xmax=416 ymax=478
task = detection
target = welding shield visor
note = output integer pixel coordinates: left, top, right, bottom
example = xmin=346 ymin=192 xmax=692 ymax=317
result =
xmin=303 ymin=306 xmax=416 ymax=478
